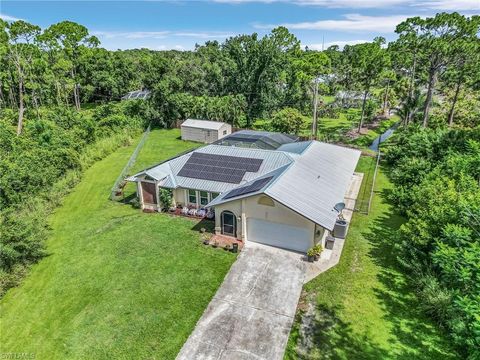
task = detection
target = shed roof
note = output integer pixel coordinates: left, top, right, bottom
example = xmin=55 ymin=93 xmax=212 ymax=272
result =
xmin=181 ymin=119 xmax=227 ymax=130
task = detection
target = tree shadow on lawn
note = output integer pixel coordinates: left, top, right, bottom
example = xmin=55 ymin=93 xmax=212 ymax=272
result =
xmin=291 ymin=304 xmax=391 ymax=360
xmin=364 ymin=188 xmax=457 ymax=359
xmin=191 ymin=218 xmax=215 ymax=234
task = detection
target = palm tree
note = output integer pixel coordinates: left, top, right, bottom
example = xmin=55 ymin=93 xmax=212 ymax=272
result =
xmin=397 ymin=89 xmax=425 ymax=126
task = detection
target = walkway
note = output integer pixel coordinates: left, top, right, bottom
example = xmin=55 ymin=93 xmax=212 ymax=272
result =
xmin=176 ymin=245 xmax=306 ymax=360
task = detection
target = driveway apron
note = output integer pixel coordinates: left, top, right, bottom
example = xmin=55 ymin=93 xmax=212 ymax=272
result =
xmin=177 ymin=245 xmax=306 ymax=360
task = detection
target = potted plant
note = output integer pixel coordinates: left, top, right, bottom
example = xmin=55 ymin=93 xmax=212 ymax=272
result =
xmin=224 ymin=244 xmax=231 ymax=251
xmin=212 ymin=240 xmax=218 ymax=248
xmin=203 ymin=236 xmax=210 ymax=245
xmin=313 ymin=244 xmax=323 ymax=261
xmin=307 ymin=248 xmax=316 ymax=262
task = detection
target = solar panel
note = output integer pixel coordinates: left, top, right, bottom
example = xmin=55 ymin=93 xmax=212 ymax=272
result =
xmin=177 ymin=153 xmax=263 ymax=184
xmin=224 ymin=176 xmax=273 ymax=199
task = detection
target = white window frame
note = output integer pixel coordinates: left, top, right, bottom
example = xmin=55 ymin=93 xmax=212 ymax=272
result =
xmin=188 ymin=189 xmax=197 ymax=205
xmin=199 ymin=191 xmax=209 ymax=206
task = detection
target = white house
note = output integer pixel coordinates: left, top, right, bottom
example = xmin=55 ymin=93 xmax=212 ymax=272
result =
xmin=128 ymin=134 xmax=360 ymax=253
xmin=181 ymin=119 xmax=231 ymax=143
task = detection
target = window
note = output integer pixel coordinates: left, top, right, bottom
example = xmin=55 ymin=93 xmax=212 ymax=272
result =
xmin=188 ymin=189 xmax=197 ymax=204
xmin=200 ymin=191 xmax=209 ymax=206
xmin=223 ymin=130 xmax=227 ymax=135
xmin=210 ymin=192 xmax=219 ymax=200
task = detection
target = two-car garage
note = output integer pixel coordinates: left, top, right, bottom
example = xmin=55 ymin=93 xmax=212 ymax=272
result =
xmin=246 ymin=218 xmax=313 ymax=253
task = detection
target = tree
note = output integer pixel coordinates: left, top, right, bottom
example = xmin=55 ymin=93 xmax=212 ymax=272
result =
xmin=42 ymin=21 xmax=99 ymax=110
xmin=395 ymin=13 xmax=480 ymax=127
xmin=223 ymin=27 xmax=300 ymax=126
xmin=442 ymin=36 xmax=480 ymax=126
xmin=6 ymin=20 xmax=41 ymax=135
xmin=344 ymin=38 xmax=389 ymax=132
xmin=270 ymin=107 xmax=308 ymax=134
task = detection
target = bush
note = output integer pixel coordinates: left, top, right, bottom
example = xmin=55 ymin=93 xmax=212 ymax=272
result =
xmin=0 ymin=104 xmax=145 ymax=297
xmin=270 ymin=107 xmax=309 ymax=134
xmin=386 ymin=125 xmax=480 ymax=358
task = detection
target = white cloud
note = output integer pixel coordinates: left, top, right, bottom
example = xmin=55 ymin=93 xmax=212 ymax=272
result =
xmin=293 ymin=0 xmax=407 ymax=8
xmin=255 ymin=14 xmax=410 ymax=32
xmin=0 ymin=13 xmax=22 ymax=22
xmin=92 ymin=30 xmax=233 ymax=40
xmin=414 ymin=0 xmax=480 ymax=10
xmin=306 ymin=39 xmax=370 ymax=50
xmin=213 ymin=0 xmax=480 ymax=10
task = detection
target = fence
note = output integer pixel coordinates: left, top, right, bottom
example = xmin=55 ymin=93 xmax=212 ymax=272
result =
xmin=110 ymin=124 xmax=151 ymax=200
xmin=355 ymin=150 xmax=381 ymax=215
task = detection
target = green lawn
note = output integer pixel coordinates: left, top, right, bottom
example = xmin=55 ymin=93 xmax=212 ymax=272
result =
xmin=130 ymin=128 xmax=201 ymax=174
xmin=284 ymin=164 xmax=457 ymax=360
xmin=0 ymin=129 xmax=235 ymax=359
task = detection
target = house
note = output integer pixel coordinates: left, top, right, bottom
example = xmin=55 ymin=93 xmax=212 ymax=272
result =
xmin=128 ymin=136 xmax=360 ymax=253
xmin=213 ymin=129 xmax=298 ymax=150
xmin=181 ymin=119 xmax=232 ymax=143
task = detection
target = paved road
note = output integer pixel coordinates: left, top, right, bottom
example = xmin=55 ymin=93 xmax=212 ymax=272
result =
xmin=177 ymin=245 xmax=306 ymax=360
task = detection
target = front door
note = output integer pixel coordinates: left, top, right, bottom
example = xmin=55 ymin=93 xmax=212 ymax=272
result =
xmin=222 ymin=211 xmax=236 ymax=237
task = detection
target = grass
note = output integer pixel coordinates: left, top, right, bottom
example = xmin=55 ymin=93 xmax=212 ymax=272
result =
xmin=351 ymin=115 xmax=399 ymax=148
xmin=0 ymin=129 xmax=235 ymax=359
xmin=284 ymin=163 xmax=457 ymax=360
xmin=130 ymin=128 xmax=201 ymax=174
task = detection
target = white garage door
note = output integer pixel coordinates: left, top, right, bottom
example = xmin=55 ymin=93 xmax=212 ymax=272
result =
xmin=246 ymin=218 xmax=312 ymax=253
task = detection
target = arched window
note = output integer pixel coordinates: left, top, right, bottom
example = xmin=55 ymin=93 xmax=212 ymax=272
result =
xmin=221 ymin=211 xmax=236 ymax=237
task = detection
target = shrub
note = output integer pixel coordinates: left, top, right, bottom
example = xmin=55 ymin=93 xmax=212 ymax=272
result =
xmin=270 ymin=107 xmax=309 ymax=134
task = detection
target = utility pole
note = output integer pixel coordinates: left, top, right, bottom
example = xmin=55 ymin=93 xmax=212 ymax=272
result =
xmin=311 ymin=77 xmax=319 ymax=140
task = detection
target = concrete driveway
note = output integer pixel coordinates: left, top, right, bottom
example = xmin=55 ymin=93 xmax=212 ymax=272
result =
xmin=177 ymin=244 xmax=306 ymax=360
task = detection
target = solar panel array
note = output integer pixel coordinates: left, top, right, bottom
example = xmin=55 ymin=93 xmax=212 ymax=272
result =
xmin=178 ymin=152 xmax=263 ymax=184
xmin=121 ymin=90 xmax=151 ymax=101
xmin=224 ymin=176 xmax=273 ymax=199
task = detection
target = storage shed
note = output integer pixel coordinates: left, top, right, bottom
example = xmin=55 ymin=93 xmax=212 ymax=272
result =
xmin=181 ymin=119 xmax=231 ymax=144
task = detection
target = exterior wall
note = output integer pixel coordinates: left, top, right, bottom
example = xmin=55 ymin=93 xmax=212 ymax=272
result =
xmin=218 ymin=123 xmax=232 ymax=140
xmin=213 ymin=194 xmax=320 ymax=248
xmin=173 ymin=187 xmax=219 ymax=209
xmin=181 ymin=126 xmax=220 ymax=144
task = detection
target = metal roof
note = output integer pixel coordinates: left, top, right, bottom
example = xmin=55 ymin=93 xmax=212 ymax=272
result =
xmin=129 ymin=141 xmax=360 ymax=231
xmin=181 ymin=119 xmax=227 ymax=130
xmin=206 ymin=142 xmax=360 ymax=231
xmin=265 ymin=142 xmax=360 ymax=231
xmin=129 ymin=145 xmax=293 ymax=194
xmin=121 ymin=90 xmax=151 ymax=100
xmin=277 ymin=141 xmax=313 ymax=155
xmin=214 ymin=130 xmax=298 ymax=150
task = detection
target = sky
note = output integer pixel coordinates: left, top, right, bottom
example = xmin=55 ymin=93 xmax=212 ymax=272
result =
xmin=1 ymin=0 xmax=479 ymax=51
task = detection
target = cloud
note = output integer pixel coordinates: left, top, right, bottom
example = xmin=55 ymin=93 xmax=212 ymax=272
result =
xmin=306 ymin=39 xmax=370 ymax=50
xmin=255 ymin=14 xmax=410 ymax=33
xmin=214 ymin=0 xmax=480 ymax=10
xmin=0 ymin=13 xmax=22 ymax=22
xmin=414 ymin=0 xmax=480 ymax=10
xmin=92 ymin=30 xmax=234 ymax=40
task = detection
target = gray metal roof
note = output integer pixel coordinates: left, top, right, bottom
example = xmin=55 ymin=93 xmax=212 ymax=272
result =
xmin=181 ymin=119 xmax=227 ymax=130
xmin=265 ymin=142 xmax=360 ymax=231
xmin=206 ymin=142 xmax=360 ymax=231
xmin=277 ymin=141 xmax=313 ymax=155
xmin=129 ymin=141 xmax=360 ymax=231
xmin=129 ymin=145 xmax=293 ymax=194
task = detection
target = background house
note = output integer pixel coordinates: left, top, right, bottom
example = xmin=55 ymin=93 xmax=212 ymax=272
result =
xmin=181 ymin=119 xmax=232 ymax=143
